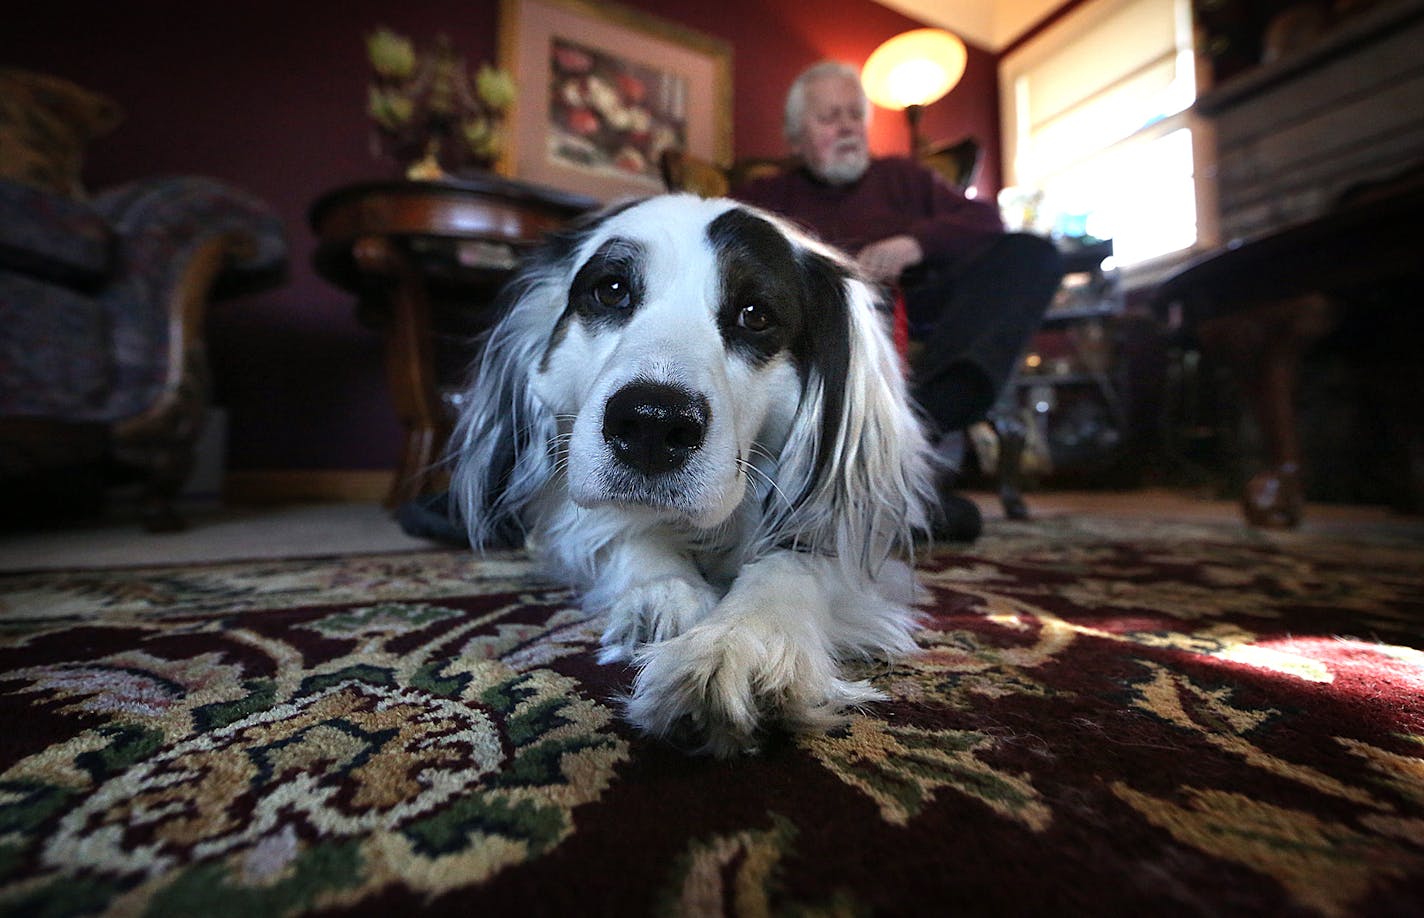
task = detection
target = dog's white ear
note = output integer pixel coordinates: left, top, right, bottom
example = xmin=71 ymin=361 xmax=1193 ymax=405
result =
xmin=762 ymin=252 xmax=935 ymax=575
xmin=448 ymin=268 xmax=561 ymax=549
xmin=449 ymin=201 xmax=640 ymax=548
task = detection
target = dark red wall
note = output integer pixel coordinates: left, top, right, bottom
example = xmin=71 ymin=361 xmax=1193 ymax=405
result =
xmin=1 ymin=0 xmax=1001 ymax=473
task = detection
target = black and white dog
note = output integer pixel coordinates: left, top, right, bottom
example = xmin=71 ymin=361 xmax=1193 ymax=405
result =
xmin=451 ymin=194 xmax=935 ymax=755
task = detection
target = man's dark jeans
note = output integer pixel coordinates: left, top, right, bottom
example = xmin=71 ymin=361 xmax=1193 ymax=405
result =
xmin=904 ymin=232 xmax=1064 ymax=435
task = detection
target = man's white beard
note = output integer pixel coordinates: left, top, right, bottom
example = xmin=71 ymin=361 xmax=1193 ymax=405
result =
xmin=816 ymin=145 xmax=870 ymax=185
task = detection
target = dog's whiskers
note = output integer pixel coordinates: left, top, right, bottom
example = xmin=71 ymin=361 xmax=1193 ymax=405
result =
xmin=746 ymin=441 xmax=777 ymax=463
xmin=738 ymin=456 xmax=791 ymax=510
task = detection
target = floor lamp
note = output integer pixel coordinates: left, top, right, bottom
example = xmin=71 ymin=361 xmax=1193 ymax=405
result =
xmin=861 ymin=28 xmax=967 ymax=157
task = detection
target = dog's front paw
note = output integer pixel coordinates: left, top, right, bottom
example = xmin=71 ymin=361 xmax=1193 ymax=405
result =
xmin=597 ymin=576 xmax=719 ymax=665
xmin=626 ymin=617 xmax=885 ymax=756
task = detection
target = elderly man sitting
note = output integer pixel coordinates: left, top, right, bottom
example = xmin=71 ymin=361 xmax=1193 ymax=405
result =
xmin=734 ymin=61 xmax=1062 ymax=541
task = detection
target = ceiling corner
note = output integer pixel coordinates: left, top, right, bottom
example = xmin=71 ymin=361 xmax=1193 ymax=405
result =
xmin=870 ymin=0 xmax=1067 ymax=52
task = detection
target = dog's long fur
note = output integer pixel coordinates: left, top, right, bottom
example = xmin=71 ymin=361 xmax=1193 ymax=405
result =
xmin=450 ymin=195 xmax=935 ymax=755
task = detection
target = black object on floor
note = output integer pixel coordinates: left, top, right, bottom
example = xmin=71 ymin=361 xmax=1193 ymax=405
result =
xmin=396 ymin=491 xmax=469 ymax=547
xmin=932 ymin=489 xmax=984 ymax=543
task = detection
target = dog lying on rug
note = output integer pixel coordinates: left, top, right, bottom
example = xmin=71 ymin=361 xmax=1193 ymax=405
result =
xmin=450 ymin=195 xmax=935 ymax=755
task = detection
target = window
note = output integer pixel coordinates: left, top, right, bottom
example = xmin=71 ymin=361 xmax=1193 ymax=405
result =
xmin=1000 ymin=0 xmax=1211 ymax=275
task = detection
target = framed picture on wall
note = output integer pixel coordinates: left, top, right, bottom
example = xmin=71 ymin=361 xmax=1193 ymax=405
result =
xmin=498 ymin=0 xmax=733 ymax=202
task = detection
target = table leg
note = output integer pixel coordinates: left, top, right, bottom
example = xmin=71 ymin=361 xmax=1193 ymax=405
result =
xmin=352 ymin=235 xmax=449 ymax=509
xmin=1196 ymin=293 xmax=1336 ymax=528
xmin=988 ymin=407 xmax=1030 ymax=520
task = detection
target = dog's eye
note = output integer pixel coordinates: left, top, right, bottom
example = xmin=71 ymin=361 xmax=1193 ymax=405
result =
xmin=593 ymin=275 xmax=631 ymax=309
xmin=738 ymin=304 xmax=774 ymax=333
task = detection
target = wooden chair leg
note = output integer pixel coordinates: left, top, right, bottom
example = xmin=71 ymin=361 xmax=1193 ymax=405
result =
xmin=114 ymin=346 xmax=211 ymax=534
xmin=990 ymin=409 xmax=1031 ymax=520
xmin=138 ymin=442 xmax=193 ymax=533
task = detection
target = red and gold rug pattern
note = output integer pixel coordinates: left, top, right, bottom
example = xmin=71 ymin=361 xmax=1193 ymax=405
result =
xmin=1 ymin=517 xmax=1422 ymax=915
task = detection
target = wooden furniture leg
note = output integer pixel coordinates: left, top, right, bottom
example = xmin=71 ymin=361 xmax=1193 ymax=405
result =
xmin=1196 ymin=294 xmax=1336 ymax=528
xmin=112 ymin=234 xmax=250 ymax=532
xmin=989 ymin=409 xmax=1030 ymax=520
xmin=352 ymin=235 xmax=448 ymax=509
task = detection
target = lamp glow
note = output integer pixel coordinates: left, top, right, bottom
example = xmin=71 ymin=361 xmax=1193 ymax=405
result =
xmin=861 ymin=29 xmax=967 ymax=111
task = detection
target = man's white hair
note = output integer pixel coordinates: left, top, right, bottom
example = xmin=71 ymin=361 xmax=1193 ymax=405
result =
xmin=782 ymin=60 xmax=870 ymax=145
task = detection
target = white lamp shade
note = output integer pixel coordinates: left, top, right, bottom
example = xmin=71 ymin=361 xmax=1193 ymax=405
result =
xmin=861 ymin=29 xmax=967 ymax=111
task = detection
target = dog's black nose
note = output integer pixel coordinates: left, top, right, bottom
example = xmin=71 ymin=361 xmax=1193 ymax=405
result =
xmin=602 ymin=382 xmax=710 ymax=475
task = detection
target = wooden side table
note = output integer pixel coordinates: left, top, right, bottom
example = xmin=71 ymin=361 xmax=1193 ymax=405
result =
xmin=310 ymin=176 xmax=596 ymax=508
xmin=1152 ymin=172 xmax=1424 ymax=526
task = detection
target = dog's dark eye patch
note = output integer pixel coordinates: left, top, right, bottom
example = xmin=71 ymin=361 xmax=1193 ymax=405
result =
xmin=708 ymin=208 xmax=805 ymax=364
xmin=568 ymin=236 xmax=647 ymax=329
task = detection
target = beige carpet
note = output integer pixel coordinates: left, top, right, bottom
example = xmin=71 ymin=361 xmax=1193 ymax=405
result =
xmin=1 ymin=489 xmax=1419 ymax=572
xmin=0 ymin=502 xmax=444 ymax=571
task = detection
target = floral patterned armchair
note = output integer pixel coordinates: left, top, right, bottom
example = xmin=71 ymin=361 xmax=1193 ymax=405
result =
xmin=0 ymin=69 xmax=287 ymax=530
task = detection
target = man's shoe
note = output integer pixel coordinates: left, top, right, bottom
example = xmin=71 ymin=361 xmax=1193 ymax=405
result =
xmin=932 ymin=490 xmax=983 ymax=543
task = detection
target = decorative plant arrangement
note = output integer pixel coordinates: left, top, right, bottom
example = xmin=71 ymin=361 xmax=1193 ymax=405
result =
xmin=366 ymin=27 xmax=517 ymax=179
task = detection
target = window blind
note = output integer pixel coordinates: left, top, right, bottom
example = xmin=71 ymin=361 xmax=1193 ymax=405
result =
xmin=1000 ymin=0 xmax=1204 ymax=267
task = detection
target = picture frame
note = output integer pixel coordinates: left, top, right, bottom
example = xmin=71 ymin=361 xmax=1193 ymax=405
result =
xmin=498 ymin=0 xmax=733 ymax=202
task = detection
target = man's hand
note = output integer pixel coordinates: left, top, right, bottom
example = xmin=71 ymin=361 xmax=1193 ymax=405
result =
xmin=856 ymin=235 xmax=923 ymax=283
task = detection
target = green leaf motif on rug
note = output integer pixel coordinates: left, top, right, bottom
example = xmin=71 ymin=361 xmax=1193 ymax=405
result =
xmin=502 ymin=694 xmax=576 ymax=747
xmin=0 ymin=873 xmax=118 ymax=918
xmin=804 ymin=716 xmax=1050 ymax=830
xmin=141 ymin=838 xmax=364 ymax=918
xmin=480 ymin=674 xmax=623 ymax=789
xmin=0 ymin=781 xmax=76 ymax=835
xmin=73 ymin=724 xmax=165 ymax=780
xmin=0 ymin=666 xmax=629 ymax=910
xmin=192 ymin=679 xmax=279 ymax=732
xmin=298 ymin=664 xmax=396 ymax=695
xmin=0 ymin=841 xmax=22 ymax=881
xmin=301 ymin=602 xmax=463 ymax=638
xmin=368 ymin=669 xmax=629 ymax=898
xmin=401 ymin=793 xmax=566 ymax=858
xmin=1 ymin=728 xmax=161 ymax=893
xmin=479 ymin=671 xmax=542 ymax=715
xmin=410 ymin=662 xmax=470 ymax=698
xmin=496 ymin=731 xmax=621 ymax=789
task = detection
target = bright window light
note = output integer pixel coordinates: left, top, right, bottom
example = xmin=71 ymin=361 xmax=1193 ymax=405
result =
xmin=1001 ymin=0 xmax=1201 ymax=267
xmin=1044 ymin=128 xmax=1198 ymax=266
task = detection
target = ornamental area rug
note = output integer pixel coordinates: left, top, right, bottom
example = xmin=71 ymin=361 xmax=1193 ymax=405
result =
xmin=1 ymin=516 xmax=1422 ymax=917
